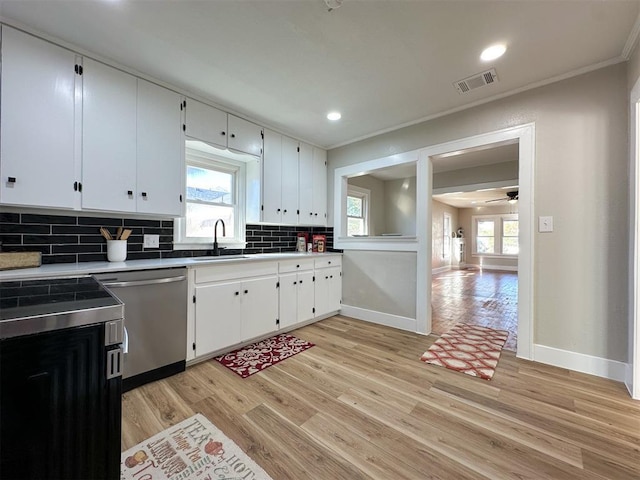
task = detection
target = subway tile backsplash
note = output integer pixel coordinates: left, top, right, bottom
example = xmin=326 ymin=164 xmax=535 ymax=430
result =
xmin=0 ymin=212 xmax=334 ymax=265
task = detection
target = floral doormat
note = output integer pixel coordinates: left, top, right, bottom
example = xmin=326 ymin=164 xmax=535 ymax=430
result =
xmin=420 ymin=323 xmax=508 ymax=380
xmin=121 ymin=413 xmax=273 ymax=480
xmin=215 ymin=333 xmax=315 ymax=378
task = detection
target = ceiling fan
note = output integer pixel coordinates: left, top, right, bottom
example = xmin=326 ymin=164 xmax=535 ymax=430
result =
xmin=486 ymin=190 xmax=518 ymax=204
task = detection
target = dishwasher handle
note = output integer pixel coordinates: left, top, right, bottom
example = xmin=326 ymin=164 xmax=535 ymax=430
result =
xmin=100 ymin=275 xmax=186 ymax=288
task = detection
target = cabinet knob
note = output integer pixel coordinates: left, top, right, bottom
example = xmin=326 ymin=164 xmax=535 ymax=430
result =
xmin=314 ymin=213 xmax=318 ymax=216
xmin=330 ymin=275 xmax=333 ymax=279
xmin=296 ymin=264 xmax=300 ymax=268
xmin=293 ymin=281 xmax=297 ymax=285
xmin=277 ymin=208 xmax=281 ymax=212
xmin=127 ymin=190 xmax=133 ymax=196
xmin=141 ymin=192 xmax=147 ymax=198
xmin=7 ymin=177 xmax=16 ymax=183
xmin=230 ymin=133 xmax=236 ymax=138
xmin=299 ymin=280 xmax=303 ymax=284
xmin=235 ymin=291 xmax=239 ymax=296
xmin=328 ymin=261 xmax=332 ymax=264
xmin=244 ymin=289 xmax=248 ymax=294
xmin=283 ymin=209 xmax=287 ymax=213
xmin=221 ymin=131 xmax=226 ymax=136
xmin=325 ymin=276 xmax=329 ymax=279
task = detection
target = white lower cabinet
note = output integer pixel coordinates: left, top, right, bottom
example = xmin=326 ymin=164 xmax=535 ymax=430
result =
xmin=194 ymin=281 xmax=242 ymax=357
xmin=191 ymin=262 xmax=279 ymax=359
xmin=189 ymin=256 xmax=341 ymax=361
xmin=279 ymin=270 xmax=314 ymax=329
xmin=315 ymin=263 xmax=342 ymax=318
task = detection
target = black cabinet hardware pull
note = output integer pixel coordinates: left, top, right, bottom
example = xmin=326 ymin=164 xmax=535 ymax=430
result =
xmin=235 ymin=291 xmax=239 ymax=296
xmin=230 ymin=133 xmax=236 ymax=138
xmin=277 ymin=208 xmax=281 ymax=212
xmin=293 ymin=281 xmax=297 ymax=285
xmin=284 ymin=209 xmax=287 ymax=213
xmin=7 ymin=177 xmax=16 ymax=183
xmin=141 ymin=192 xmax=147 ymax=198
xmin=299 ymin=280 xmax=303 ymax=284
xmin=296 ymin=264 xmax=300 ymax=268
xmin=127 ymin=190 xmax=133 ymax=196
xmin=244 ymin=289 xmax=248 ymax=294
xmin=328 ymin=261 xmax=332 ymax=264
xmin=221 ymin=131 xmax=226 ymax=136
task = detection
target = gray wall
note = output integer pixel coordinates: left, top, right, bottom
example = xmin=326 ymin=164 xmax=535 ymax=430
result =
xmin=432 ymin=200 xmax=459 ymax=270
xmin=342 ymin=250 xmax=417 ymax=319
xmin=384 ymin=177 xmax=416 ymax=235
xmin=329 ymin=63 xmax=628 ymax=363
xmin=434 ymin=160 xmax=519 ymax=190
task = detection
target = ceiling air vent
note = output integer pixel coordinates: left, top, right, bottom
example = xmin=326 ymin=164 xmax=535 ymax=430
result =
xmin=454 ymin=68 xmax=499 ymax=94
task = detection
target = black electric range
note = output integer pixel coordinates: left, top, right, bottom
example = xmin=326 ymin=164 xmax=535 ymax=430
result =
xmin=0 ymin=275 xmax=123 ymax=339
xmin=0 ymin=276 xmax=124 ymax=479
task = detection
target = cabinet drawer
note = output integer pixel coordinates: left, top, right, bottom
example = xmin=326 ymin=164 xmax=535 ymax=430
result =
xmin=314 ymin=256 xmax=342 ymax=270
xmin=279 ymin=258 xmax=314 ymax=274
xmin=195 ymin=261 xmax=278 ymax=284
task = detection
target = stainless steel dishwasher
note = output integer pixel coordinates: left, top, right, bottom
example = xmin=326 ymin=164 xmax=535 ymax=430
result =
xmin=95 ymin=268 xmax=187 ymax=392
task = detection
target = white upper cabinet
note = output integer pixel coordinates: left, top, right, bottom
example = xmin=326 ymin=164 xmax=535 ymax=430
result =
xmin=81 ymin=58 xmax=137 ymax=212
xmin=184 ymin=98 xmax=227 ymax=149
xmin=262 ymin=129 xmax=283 ymax=223
xmin=228 ymin=115 xmax=263 ymax=157
xmin=280 ymin=136 xmax=299 ymax=224
xmin=184 ymin=100 xmax=263 ymax=157
xmin=299 ymin=142 xmax=327 ymax=226
xmin=298 ymin=143 xmax=314 ymax=224
xmin=0 ymin=26 xmax=79 ymax=209
xmin=136 ymin=80 xmax=183 ymax=216
xmin=312 ymin=147 xmax=328 ymax=225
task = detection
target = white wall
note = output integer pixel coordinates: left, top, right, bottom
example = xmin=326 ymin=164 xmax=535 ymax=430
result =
xmin=329 ymin=63 xmax=629 ymax=363
xmin=434 ymin=160 xmax=519 ymax=190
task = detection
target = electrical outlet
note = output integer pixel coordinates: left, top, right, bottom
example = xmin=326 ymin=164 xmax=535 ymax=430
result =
xmin=538 ymin=216 xmax=553 ymax=233
xmin=143 ymin=234 xmax=159 ymax=248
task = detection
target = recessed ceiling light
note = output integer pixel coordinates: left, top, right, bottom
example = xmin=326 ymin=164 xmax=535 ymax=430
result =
xmin=481 ymin=44 xmax=506 ymax=62
xmin=327 ymin=111 xmax=341 ymax=121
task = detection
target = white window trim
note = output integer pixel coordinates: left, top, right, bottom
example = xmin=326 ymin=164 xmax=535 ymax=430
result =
xmin=174 ymin=149 xmax=247 ymax=250
xmin=347 ymin=185 xmax=370 ymax=236
xmin=471 ymin=213 xmax=518 ymax=258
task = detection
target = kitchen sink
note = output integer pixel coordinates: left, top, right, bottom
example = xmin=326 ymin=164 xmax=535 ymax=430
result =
xmin=191 ymin=255 xmax=251 ymax=262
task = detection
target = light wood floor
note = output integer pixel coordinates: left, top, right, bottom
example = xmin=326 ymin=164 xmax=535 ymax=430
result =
xmin=122 ymin=316 xmax=640 ymax=479
xmin=432 ymin=269 xmax=518 ymax=351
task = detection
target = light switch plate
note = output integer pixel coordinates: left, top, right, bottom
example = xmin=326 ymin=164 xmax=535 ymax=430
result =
xmin=539 ymin=216 xmax=553 ymax=233
xmin=143 ymin=234 xmax=159 ymax=248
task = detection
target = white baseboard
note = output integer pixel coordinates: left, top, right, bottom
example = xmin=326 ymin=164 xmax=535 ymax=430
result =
xmin=340 ymin=304 xmax=417 ymax=332
xmin=533 ymin=344 xmax=627 ymax=382
xmin=432 ymin=265 xmax=451 ymax=275
xmin=479 ymin=264 xmax=518 ymax=272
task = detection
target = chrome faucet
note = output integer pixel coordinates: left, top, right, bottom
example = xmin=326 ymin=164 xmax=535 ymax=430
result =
xmin=213 ymin=219 xmax=226 ymax=256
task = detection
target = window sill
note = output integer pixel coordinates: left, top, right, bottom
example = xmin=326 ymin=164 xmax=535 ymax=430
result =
xmin=335 ymin=235 xmax=418 ymax=252
xmin=472 ymin=254 xmax=518 ymax=259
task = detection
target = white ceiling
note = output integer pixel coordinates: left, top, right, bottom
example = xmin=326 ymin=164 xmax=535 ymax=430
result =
xmin=1 ymin=1 xmax=638 ymax=149
xmin=433 ymin=185 xmax=520 ymax=209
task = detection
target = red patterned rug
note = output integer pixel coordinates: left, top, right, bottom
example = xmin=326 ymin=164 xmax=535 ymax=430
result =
xmin=215 ymin=334 xmax=314 ymax=378
xmin=420 ymin=323 xmax=508 ymax=380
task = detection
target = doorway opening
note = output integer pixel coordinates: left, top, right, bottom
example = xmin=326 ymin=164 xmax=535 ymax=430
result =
xmin=429 ymin=142 xmax=519 ymax=351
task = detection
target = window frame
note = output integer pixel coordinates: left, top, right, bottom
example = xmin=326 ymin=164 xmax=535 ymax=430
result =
xmin=173 ymin=148 xmax=246 ymax=250
xmin=471 ymin=213 xmax=518 ymax=258
xmin=346 ymin=185 xmax=370 ymax=236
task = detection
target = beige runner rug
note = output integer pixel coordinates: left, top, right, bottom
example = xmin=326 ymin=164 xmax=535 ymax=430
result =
xmin=121 ymin=413 xmax=273 ymax=480
xmin=420 ymin=323 xmax=508 ymax=380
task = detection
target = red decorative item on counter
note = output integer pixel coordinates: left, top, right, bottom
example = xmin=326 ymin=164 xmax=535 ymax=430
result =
xmin=312 ymin=234 xmax=326 ymax=253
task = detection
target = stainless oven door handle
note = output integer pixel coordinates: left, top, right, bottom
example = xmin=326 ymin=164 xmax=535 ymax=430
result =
xmin=100 ymin=276 xmax=186 ymax=288
xmin=123 ymin=326 xmax=129 ymax=354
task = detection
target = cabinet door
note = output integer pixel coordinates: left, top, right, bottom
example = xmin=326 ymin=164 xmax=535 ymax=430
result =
xmin=262 ymin=129 xmax=282 ymax=223
xmin=315 ymin=267 xmax=341 ymax=317
xmin=137 ymin=80 xmax=183 ymax=216
xmin=312 ymin=147 xmax=328 ymax=226
xmin=194 ymin=282 xmax=242 ymax=357
xmin=0 ymin=26 xmax=78 ymax=209
xmin=241 ymin=276 xmax=278 ymax=341
xmin=184 ymin=98 xmax=227 ymax=148
xmin=82 ymin=58 xmax=137 ymax=212
xmin=228 ymin=115 xmax=263 ymax=156
xmin=298 ymin=142 xmax=314 ymax=225
xmin=297 ymin=270 xmax=315 ymax=323
xmin=279 ymin=272 xmax=298 ymax=329
xmin=281 ymin=136 xmax=299 ymax=225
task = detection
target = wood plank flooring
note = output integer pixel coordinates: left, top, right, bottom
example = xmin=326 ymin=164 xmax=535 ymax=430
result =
xmin=122 ymin=316 xmax=640 ymax=479
xmin=432 ymin=269 xmax=518 ymax=351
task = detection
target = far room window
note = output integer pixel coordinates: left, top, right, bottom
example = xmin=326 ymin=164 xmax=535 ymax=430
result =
xmin=502 ymin=218 xmax=519 ymax=255
xmin=472 ymin=214 xmax=518 ymax=257
xmin=443 ymin=212 xmax=452 ymax=259
xmin=476 ymin=219 xmax=496 ymax=254
xmin=347 ymin=186 xmax=370 ymax=236
xmin=174 ymin=143 xmax=246 ymax=249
